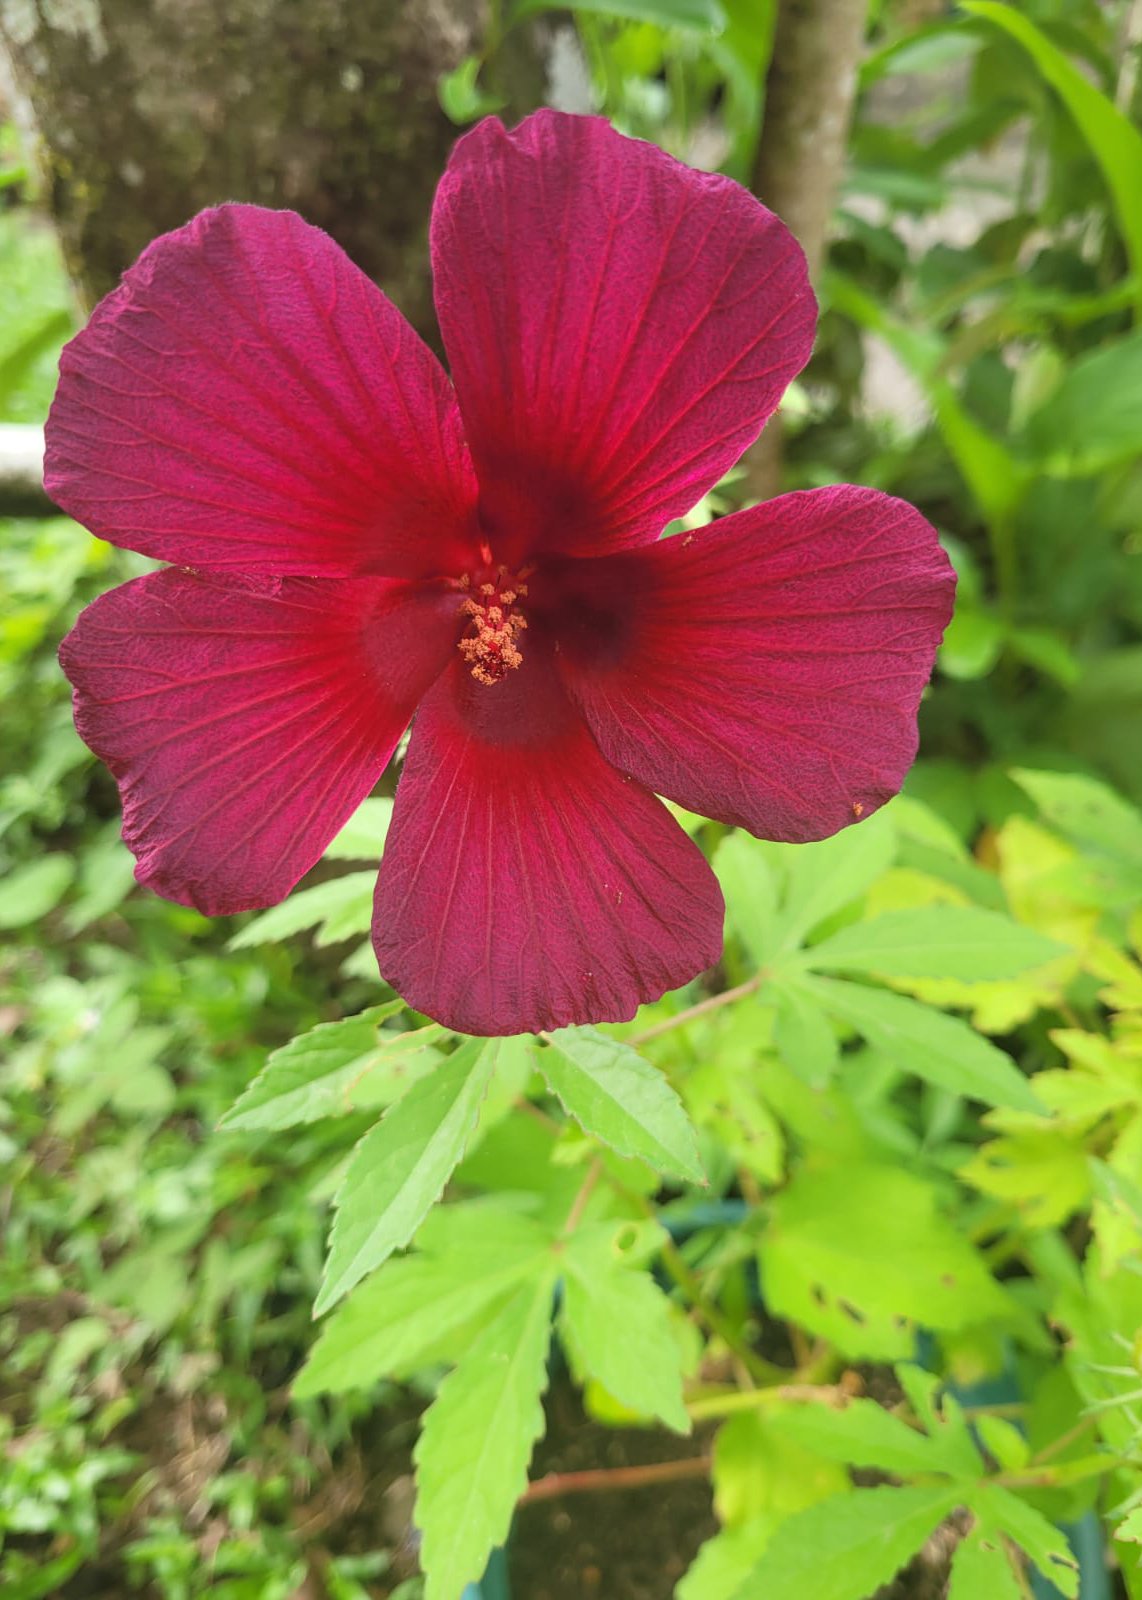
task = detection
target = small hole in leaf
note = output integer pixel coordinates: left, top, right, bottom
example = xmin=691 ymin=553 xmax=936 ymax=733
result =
xmin=838 ymin=1299 xmax=866 ymax=1325
xmin=612 ymin=1222 xmax=640 ymax=1257
xmin=810 ymin=1283 xmax=828 ymax=1308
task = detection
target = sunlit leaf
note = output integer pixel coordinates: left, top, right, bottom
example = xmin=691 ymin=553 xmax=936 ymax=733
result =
xmin=801 ymin=907 xmax=1065 ymax=982
xmin=315 ymin=1038 xmax=498 ymax=1314
xmin=415 ymin=1272 xmax=555 ymax=1600
xmin=219 ymin=1003 xmax=444 ymax=1131
xmin=759 ymin=1161 xmax=1014 ymax=1359
xmin=771 ymin=809 xmax=896 ymax=951
xmin=228 ymin=870 xmax=375 ymax=949
xmin=537 ymin=1027 xmax=704 ymax=1183
xmin=322 ymin=796 xmax=394 ymax=860
xmin=560 ymin=1220 xmax=689 ymax=1432
xmin=947 ymin=1524 xmax=1022 ymax=1600
xmin=1012 ymin=768 xmax=1142 ymax=868
xmin=296 ymin=1206 xmax=552 ymax=1394
xmin=775 ymin=1390 xmax=982 ymax=1480
xmin=729 ymin=1484 xmax=962 ymax=1600
xmin=969 ymin=1484 xmax=1079 ymax=1598
xmin=800 ymin=975 xmax=1043 ymax=1111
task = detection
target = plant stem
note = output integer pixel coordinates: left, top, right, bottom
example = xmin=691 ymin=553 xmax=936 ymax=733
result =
xmin=523 ymin=1455 xmax=713 ymax=1504
xmin=653 ymin=1221 xmax=781 ymax=1387
xmin=1028 ymin=1413 xmax=1098 ymax=1467
xmin=630 ymin=976 xmax=763 ymax=1047
xmin=562 ymin=1158 xmax=603 ymax=1236
xmin=688 ymin=1380 xmax=853 ymax=1422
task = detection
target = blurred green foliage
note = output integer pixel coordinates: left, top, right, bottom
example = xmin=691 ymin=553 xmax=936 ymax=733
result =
xmin=4 ymin=0 xmax=1142 ymax=1596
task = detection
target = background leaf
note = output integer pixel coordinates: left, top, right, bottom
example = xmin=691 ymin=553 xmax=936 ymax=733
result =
xmin=801 ymin=975 xmax=1043 ymax=1111
xmin=510 ymin=0 xmax=725 ymax=29
xmin=962 ymin=2 xmax=1142 ymax=308
xmin=801 ymin=906 xmax=1064 ymax=982
xmin=759 ymin=1161 xmax=1015 ymax=1359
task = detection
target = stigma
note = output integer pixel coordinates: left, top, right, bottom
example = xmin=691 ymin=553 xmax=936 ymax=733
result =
xmin=457 ymin=563 xmax=531 ymax=686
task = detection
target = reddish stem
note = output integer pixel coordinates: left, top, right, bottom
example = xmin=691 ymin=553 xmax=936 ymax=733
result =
xmin=522 ymin=1455 xmax=713 ymax=1505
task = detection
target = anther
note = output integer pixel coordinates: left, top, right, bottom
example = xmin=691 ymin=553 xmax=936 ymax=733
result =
xmin=456 ymin=562 xmax=531 ymax=685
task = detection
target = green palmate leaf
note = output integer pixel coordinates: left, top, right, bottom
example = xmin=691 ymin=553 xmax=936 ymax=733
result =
xmin=770 ymin=981 xmax=839 ymax=1088
xmin=688 ymin=1059 xmax=785 ymax=1185
xmin=228 ymin=870 xmax=375 ymax=950
xmin=774 ymin=1392 xmax=981 ymax=1480
xmin=800 ymin=974 xmax=1042 ymax=1111
xmin=947 ymin=1525 xmax=1022 ymax=1600
xmin=716 ymin=831 xmax=781 ymax=964
xmin=730 ymin=1484 xmax=962 ymax=1600
xmin=315 ymin=1038 xmax=498 ymax=1315
xmin=759 ymin=1161 xmax=1012 ymax=1360
xmin=1012 ymin=768 xmax=1142 ymax=867
xmin=219 ymin=1003 xmax=445 ymax=1130
xmin=962 ymin=2 xmax=1142 ymax=310
xmin=801 ymin=907 xmax=1065 ymax=982
xmin=973 ymin=1415 xmax=1029 ymax=1473
xmin=414 ymin=1272 xmax=555 ymax=1600
xmin=559 ymin=1221 xmax=689 ymax=1432
xmin=678 ymin=1518 xmax=777 ymax=1600
xmin=510 ymin=0 xmax=724 ymax=30
xmin=895 ymin=1368 xmax=989 ymax=1481
xmin=772 ymin=809 xmax=896 ymax=950
xmin=1119 ymin=1507 xmax=1142 ymax=1545
xmin=714 ymin=1412 xmax=848 ymax=1527
xmin=295 ymin=1206 xmax=553 ymax=1395
xmin=322 ymin=797 xmax=394 ymax=860
xmin=537 ymin=1027 xmax=704 ymax=1183
xmin=970 ymin=1485 xmax=1079 ymax=1598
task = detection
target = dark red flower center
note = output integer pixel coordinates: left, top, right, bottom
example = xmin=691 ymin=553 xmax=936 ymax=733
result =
xmin=455 ymin=551 xmax=534 ymax=686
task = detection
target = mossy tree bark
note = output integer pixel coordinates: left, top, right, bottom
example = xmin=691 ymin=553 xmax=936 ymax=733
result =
xmin=0 ymin=0 xmax=536 ymax=338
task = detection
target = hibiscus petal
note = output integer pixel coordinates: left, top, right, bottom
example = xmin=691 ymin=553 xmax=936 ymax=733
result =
xmin=554 ymin=487 xmax=956 ymax=843
xmin=46 ymin=205 xmax=478 ymax=578
xmin=372 ymin=654 xmax=724 ymax=1035
xmin=430 ymin=110 xmax=815 ymax=564
xmin=60 ymin=570 xmax=460 ymax=914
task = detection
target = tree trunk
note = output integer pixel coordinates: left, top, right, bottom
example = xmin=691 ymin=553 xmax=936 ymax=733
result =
xmin=0 ymin=0 xmax=532 ymax=339
xmin=744 ymin=0 xmax=868 ymax=500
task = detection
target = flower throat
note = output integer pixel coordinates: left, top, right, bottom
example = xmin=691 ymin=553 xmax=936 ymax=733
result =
xmin=457 ymin=555 xmax=532 ymax=686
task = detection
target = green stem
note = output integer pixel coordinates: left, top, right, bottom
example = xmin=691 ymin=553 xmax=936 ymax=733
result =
xmin=688 ymin=1380 xmax=853 ymax=1422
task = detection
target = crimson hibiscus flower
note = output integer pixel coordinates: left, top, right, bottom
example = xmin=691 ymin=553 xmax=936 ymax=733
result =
xmin=50 ymin=111 xmax=954 ymax=1037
